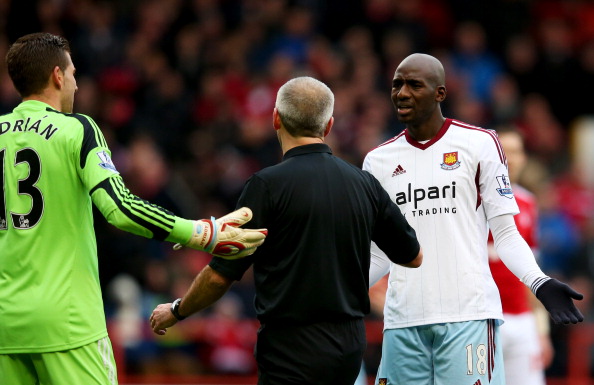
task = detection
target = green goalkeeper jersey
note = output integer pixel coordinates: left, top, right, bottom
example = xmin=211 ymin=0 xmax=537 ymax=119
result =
xmin=0 ymin=100 xmax=192 ymax=353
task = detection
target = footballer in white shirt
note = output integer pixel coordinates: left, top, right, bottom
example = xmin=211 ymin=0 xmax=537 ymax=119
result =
xmin=364 ymin=53 xmax=583 ymax=385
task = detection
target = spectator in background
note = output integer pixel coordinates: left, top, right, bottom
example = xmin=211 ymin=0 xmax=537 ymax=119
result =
xmin=268 ymin=5 xmax=316 ymax=66
xmin=514 ymin=93 xmax=567 ymax=172
xmin=446 ymin=20 xmax=503 ymax=105
xmin=536 ymin=179 xmax=581 ymax=279
xmin=532 ymin=16 xmax=577 ymax=127
xmin=489 ymin=74 xmax=522 ymax=126
xmin=504 ymin=34 xmax=539 ymax=93
xmin=571 ymin=38 xmax=594 ymax=119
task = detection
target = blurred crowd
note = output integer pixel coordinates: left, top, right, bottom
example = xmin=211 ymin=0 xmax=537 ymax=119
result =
xmin=1 ymin=0 xmax=594 ymax=378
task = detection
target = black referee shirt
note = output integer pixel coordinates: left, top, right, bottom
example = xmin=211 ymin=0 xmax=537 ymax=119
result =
xmin=210 ymin=143 xmax=419 ymax=325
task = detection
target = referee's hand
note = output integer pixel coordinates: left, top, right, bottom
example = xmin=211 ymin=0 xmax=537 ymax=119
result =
xmin=536 ymin=278 xmax=584 ymax=324
xmin=150 ymin=303 xmax=177 ymax=335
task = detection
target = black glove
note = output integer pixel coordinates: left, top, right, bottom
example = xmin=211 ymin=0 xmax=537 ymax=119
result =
xmin=535 ymin=278 xmax=584 ymax=324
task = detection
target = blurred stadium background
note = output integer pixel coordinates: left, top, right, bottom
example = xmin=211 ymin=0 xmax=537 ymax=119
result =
xmin=1 ymin=0 xmax=594 ymax=384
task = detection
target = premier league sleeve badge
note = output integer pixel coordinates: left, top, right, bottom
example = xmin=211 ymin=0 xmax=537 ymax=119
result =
xmin=495 ymin=174 xmax=513 ymax=198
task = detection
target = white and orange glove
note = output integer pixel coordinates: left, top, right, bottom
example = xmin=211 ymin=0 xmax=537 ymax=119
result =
xmin=174 ymin=207 xmax=267 ymax=259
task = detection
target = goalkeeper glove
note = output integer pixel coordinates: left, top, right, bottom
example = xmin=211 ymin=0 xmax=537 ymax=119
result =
xmin=174 ymin=207 xmax=267 ymax=259
xmin=535 ymin=278 xmax=584 ymax=324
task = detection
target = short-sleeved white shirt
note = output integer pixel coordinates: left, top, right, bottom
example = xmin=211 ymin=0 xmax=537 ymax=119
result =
xmin=363 ymin=119 xmax=519 ymax=328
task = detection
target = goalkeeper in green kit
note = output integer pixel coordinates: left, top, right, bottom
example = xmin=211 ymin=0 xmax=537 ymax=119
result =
xmin=0 ymin=32 xmax=267 ymax=385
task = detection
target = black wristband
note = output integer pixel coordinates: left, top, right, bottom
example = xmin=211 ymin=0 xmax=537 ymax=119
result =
xmin=170 ymin=298 xmax=187 ymax=321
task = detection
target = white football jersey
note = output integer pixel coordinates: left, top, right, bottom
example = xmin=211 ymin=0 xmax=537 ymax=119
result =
xmin=363 ymin=119 xmax=519 ymax=328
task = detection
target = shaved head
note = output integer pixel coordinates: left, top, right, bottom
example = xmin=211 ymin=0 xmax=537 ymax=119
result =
xmin=397 ymin=53 xmax=445 ymax=88
xmin=391 ymin=53 xmax=447 ymax=137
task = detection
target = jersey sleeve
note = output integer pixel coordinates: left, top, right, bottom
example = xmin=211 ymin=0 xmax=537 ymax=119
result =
xmin=369 ymin=241 xmax=391 ymax=287
xmin=90 ymin=176 xmax=192 ymax=242
xmin=362 ymin=153 xmax=373 ymax=174
xmin=209 ymin=174 xmax=265 ymax=280
xmin=477 ymin=131 xmax=520 ymax=220
xmin=72 ymin=113 xmax=121 ymax=192
xmin=370 ymin=174 xmax=420 ymax=265
xmin=72 ymin=114 xmax=193 ymax=243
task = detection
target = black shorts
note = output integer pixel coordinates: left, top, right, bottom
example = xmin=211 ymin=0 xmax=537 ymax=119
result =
xmin=255 ymin=318 xmax=366 ymax=385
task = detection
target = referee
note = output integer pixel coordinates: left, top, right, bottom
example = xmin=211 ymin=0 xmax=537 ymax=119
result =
xmin=150 ymin=76 xmax=423 ymax=385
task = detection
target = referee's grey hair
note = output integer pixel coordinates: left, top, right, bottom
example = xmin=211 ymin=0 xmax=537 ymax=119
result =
xmin=275 ymin=76 xmax=334 ymax=138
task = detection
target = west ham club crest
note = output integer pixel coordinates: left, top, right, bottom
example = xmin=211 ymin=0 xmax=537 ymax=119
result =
xmin=440 ymin=151 xmax=461 ymax=170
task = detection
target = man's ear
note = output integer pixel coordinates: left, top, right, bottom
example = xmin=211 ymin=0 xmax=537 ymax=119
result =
xmin=436 ymin=85 xmax=447 ymax=102
xmin=51 ymin=66 xmax=63 ymax=89
xmin=273 ymin=108 xmax=282 ymax=131
xmin=323 ymin=116 xmax=334 ymax=137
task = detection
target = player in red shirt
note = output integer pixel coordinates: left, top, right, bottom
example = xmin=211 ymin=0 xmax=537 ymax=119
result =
xmin=488 ymin=127 xmax=554 ymax=385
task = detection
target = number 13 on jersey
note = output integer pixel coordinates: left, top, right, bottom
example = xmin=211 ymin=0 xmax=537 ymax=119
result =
xmin=0 ymin=147 xmax=44 ymax=230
